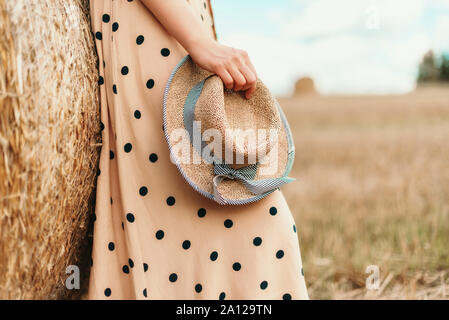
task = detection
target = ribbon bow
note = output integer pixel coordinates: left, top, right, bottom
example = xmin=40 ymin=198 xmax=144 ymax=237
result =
xmin=213 ymin=162 xmax=295 ymax=204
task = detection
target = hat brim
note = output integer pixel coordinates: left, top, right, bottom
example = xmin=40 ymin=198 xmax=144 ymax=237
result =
xmin=163 ymin=55 xmax=295 ymax=205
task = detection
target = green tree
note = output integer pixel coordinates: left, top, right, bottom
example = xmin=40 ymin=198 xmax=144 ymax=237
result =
xmin=439 ymin=53 xmax=449 ymax=82
xmin=418 ymin=50 xmax=439 ymax=82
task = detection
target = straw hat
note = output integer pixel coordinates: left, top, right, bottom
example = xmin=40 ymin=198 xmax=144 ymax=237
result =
xmin=163 ymin=55 xmax=296 ymax=205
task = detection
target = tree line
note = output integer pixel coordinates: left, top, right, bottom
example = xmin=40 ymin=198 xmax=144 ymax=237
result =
xmin=418 ymin=50 xmax=449 ymax=83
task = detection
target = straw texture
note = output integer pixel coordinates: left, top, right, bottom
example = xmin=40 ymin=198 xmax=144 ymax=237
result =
xmin=0 ymin=0 xmax=100 ymax=299
xmin=164 ymin=56 xmax=290 ymax=202
xmin=195 ymin=75 xmax=281 ymax=166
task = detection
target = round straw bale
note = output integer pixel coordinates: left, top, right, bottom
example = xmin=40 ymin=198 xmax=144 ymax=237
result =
xmin=0 ymin=0 xmax=100 ymax=299
xmin=294 ymin=77 xmax=317 ymax=96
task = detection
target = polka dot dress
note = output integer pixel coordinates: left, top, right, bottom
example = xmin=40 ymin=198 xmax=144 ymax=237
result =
xmin=88 ymin=0 xmax=309 ymax=300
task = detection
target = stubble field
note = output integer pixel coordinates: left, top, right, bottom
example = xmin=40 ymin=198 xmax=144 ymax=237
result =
xmin=280 ymin=87 xmax=449 ymax=299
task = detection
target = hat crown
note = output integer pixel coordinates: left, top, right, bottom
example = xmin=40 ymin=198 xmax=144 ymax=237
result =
xmin=163 ymin=54 xmax=295 ymax=205
xmin=193 ymin=74 xmax=281 ymax=168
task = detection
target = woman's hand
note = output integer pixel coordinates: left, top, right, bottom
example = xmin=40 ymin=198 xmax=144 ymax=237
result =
xmin=140 ymin=0 xmax=258 ymax=99
xmin=187 ymin=38 xmax=258 ymax=99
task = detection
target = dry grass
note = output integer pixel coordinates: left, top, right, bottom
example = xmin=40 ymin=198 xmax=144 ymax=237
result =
xmin=280 ymin=87 xmax=449 ymax=299
xmin=0 ymin=0 xmax=99 ymax=299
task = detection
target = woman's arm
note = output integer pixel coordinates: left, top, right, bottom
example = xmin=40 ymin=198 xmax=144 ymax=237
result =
xmin=141 ymin=0 xmax=257 ymax=99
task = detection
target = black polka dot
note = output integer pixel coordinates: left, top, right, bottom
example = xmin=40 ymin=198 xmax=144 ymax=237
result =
xmin=146 ymin=79 xmax=155 ymax=89
xmin=139 ymin=186 xmax=148 ymax=196
xmin=126 ymin=213 xmax=135 ymax=223
xmin=253 ymin=237 xmax=262 ymax=246
xmin=110 ymin=197 xmax=113 ymax=204
xmin=201 ymin=14 xmax=204 ymax=21
xmin=136 ymin=35 xmax=144 ymax=45
xmin=204 ymin=2 xmax=207 ymax=9
xmin=121 ymin=66 xmax=129 ymax=75
xmin=276 ymin=250 xmax=284 ymax=259
xmin=102 ymin=14 xmax=110 ymax=23
xmin=98 ymin=76 xmax=104 ymax=85
xmin=96 ymin=168 xmax=101 ymax=177
xmin=269 ymin=207 xmax=277 ymax=216
xmin=108 ymin=242 xmax=115 ymax=251
xmin=143 ymin=263 xmax=149 ymax=272
xmin=122 ymin=265 xmax=129 ymax=274
xmin=100 ymin=121 xmax=105 ymax=131
xmin=112 ymin=22 xmax=119 ymax=32
xmin=95 ymin=32 xmax=102 ymax=40
xmin=260 ymin=281 xmax=268 ymax=290
xmin=112 ymin=84 xmax=117 ymax=94
xmin=161 ymin=48 xmax=170 ymax=57
xmin=93 ymin=213 xmax=97 ymax=222
xmin=182 ymin=240 xmax=191 ymax=250
xmin=219 ymin=292 xmax=226 ymax=300
xmin=121 ymin=222 xmax=124 ymax=230
xmin=149 ymin=153 xmax=158 ymax=163
xmin=166 ymin=196 xmax=176 ymax=206
xmin=169 ymin=273 xmax=177 ymax=282
xmin=134 ymin=110 xmax=141 ymax=119
xmin=232 ymin=262 xmax=241 ymax=271
xmin=155 ymin=230 xmax=164 ymax=240
xmin=197 ymin=208 xmax=206 ymax=218
xmin=283 ymin=293 xmax=292 ymax=300
xmin=224 ymin=219 xmax=233 ymax=228
xmin=195 ymin=283 xmax=202 ymax=293
xmin=301 ymin=267 xmax=304 ymax=276
xmin=293 ymin=225 xmax=296 ymax=233
xmin=210 ymin=251 xmax=218 ymax=261
xmin=104 ymin=288 xmax=111 ymax=297
xmin=143 ymin=288 xmax=147 ymax=297
xmin=110 ymin=150 xmax=114 ymax=159
xmin=128 ymin=258 xmax=134 ymax=268
xmin=124 ymin=143 xmax=132 ymax=153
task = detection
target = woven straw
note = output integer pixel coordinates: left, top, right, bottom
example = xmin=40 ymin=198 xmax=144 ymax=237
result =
xmin=0 ymin=0 xmax=100 ymax=299
xmin=163 ymin=56 xmax=290 ymax=203
xmin=195 ymin=75 xmax=281 ymax=167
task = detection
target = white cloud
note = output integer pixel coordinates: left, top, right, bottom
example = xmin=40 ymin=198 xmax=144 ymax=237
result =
xmin=284 ymin=0 xmax=365 ymax=38
xmin=284 ymin=0 xmax=430 ymax=38
xmin=378 ymin=0 xmax=425 ymax=30
xmin=221 ymin=31 xmax=436 ymax=95
xmin=220 ymin=0 xmax=449 ymax=95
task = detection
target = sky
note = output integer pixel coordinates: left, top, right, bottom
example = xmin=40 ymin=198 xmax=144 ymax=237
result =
xmin=211 ymin=0 xmax=449 ymax=95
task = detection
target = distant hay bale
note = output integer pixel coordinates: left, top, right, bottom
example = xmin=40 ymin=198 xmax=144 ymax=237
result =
xmin=294 ymin=77 xmax=317 ymax=96
xmin=0 ymin=0 xmax=100 ymax=299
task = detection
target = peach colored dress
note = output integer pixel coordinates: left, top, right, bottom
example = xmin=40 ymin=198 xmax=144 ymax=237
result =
xmin=88 ymin=0 xmax=309 ymax=300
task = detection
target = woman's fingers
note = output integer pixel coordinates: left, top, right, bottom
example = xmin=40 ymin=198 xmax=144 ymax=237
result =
xmin=245 ymin=85 xmax=257 ymax=99
xmin=245 ymin=58 xmax=258 ymax=88
xmin=206 ymin=46 xmax=258 ymax=98
xmin=215 ymin=65 xmax=234 ymax=90
xmin=226 ymin=64 xmax=247 ymax=91
xmin=236 ymin=55 xmax=257 ymax=99
xmin=238 ymin=63 xmax=256 ymax=92
xmin=233 ymin=50 xmax=257 ymax=98
xmin=241 ymin=50 xmax=258 ymax=78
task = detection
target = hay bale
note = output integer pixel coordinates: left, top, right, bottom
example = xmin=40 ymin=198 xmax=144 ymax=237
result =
xmin=0 ymin=0 xmax=100 ymax=299
xmin=294 ymin=77 xmax=317 ymax=96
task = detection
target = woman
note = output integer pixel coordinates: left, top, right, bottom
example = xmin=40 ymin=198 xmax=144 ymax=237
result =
xmin=89 ymin=0 xmax=309 ymax=300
